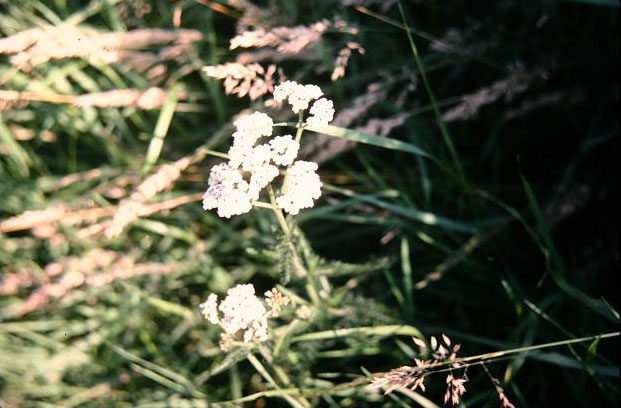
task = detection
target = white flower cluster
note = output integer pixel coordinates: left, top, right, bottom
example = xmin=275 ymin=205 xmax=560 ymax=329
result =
xmin=203 ymin=112 xmax=285 ymax=218
xmin=269 ymin=135 xmax=299 ymax=166
xmin=200 ymin=284 xmax=290 ymax=348
xmin=273 ymin=81 xmax=335 ymax=127
xmin=273 ymin=81 xmax=323 ymax=113
xmin=202 ymin=163 xmax=253 ymax=218
xmin=277 ymin=161 xmax=322 ymax=215
xmin=200 ymin=284 xmax=268 ymax=344
xmin=307 ymin=97 xmax=335 ymax=127
xmin=203 ymin=82 xmax=332 ymax=218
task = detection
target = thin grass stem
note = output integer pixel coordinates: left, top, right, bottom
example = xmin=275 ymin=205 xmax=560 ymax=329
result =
xmin=397 ymin=1 xmax=467 ymax=189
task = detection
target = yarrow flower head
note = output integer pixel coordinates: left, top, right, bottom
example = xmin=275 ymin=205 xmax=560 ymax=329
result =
xmin=273 ymin=81 xmax=324 ymax=113
xmin=199 ymin=284 xmax=290 ymax=349
xmin=307 ymin=97 xmax=335 ymax=127
xmin=202 ymin=163 xmax=252 ymax=218
xmin=218 ymin=284 xmax=267 ymax=342
xmin=272 ymin=80 xmax=297 ymax=102
xmin=228 ymin=112 xmax=274 ymax=168
xmin=203 ymin=112 xmax=279 ymax=217
xmin=276 ymin=161 xmax=323 ymax=215
xmin=269 ymin=135 xmax=299 ymax=166
xmin=233 ymin=111 xmax=273 ymax=139
xmin=203 ymin=81 xmax=331 ymax=218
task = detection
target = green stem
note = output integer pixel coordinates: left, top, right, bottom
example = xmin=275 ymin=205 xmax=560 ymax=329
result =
xmin=397 ymin=1 xmax=467 ymax=189
xmin=257 ymin=344 xmax=312 ymax=407
xmin=294 ymin=110 xmax=305 ymax=143
xmin=267 ymin=184 xmax=291 ymax=236
xmin=451 ymin=331 xmax=620 ymax=367
xmin=247 ymin=353 xmax=308 ymax=408
xmin=203 ymin=149 xmax=230 ymax=160
xmin=266 ymin=184 xmax=320 ymax=304
xmin=267 ymin=112 xmax=321 ymax=303
xmin=251 ymin=201 xmax=273 ymax=209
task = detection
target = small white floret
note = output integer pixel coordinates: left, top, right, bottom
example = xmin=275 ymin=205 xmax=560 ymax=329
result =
xmin=269 ymin=135 xmax=300 ymax=166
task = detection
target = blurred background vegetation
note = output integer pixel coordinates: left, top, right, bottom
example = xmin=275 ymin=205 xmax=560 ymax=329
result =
xmin=0 ymin=0 xmax=619 ymax=407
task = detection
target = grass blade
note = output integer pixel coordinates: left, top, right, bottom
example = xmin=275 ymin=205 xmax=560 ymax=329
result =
xmin=521 ymin=175 xmax=619 ymax=322
xmin=401 ymin=236 xmax=414 ymax=319
xmin=304 ymin=123 xmax=434 ymax=158
xmin=325 ymin=185 xmax=477 ymax=233
xmin=143 ymin=85 xmax=181 ymax=174
xmin=0 ymin=117 xmax=32 ymax=178
xmin=397 ymin=1 xmax=467 ymax=188
xmin=291 ymin=325 xmax=423 ymax=343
